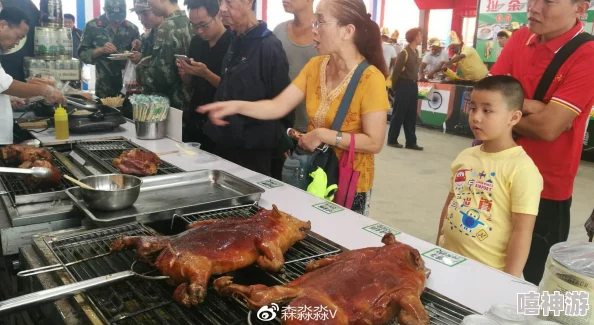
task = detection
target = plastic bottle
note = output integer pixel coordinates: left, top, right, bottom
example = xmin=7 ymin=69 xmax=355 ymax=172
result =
xmin=54 ymin=104 xmax=69 ymax=140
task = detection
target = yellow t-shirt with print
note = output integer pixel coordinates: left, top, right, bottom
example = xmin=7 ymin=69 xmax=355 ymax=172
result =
xmin=292 ymin=56 xmax=390 ymax=193
xmin=457 ymin=46 xmax=488 ymax=81
xmin=439 ymin=146 xmax=543 ymax=271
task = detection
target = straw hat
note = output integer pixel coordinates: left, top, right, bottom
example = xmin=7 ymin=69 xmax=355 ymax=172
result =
xmin=380 ymin=27 xmax=390 ymax=37
xmin=390 ymin=30 xmax=400 ymax=41
xmin=429 ymin=37 xmax=441 ymax=47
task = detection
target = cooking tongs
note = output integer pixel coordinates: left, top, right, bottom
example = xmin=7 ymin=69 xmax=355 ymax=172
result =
xmin=0 ymin=261 xmax=169 ymax=316
xmin=0 ymin=167 xmax=53 ymax=179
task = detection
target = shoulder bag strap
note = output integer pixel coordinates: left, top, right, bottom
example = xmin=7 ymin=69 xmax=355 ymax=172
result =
xmin=533 ymin=32 xmax=594 ymax=101
xmin=330 ymin=60 xmax=371 ymax=131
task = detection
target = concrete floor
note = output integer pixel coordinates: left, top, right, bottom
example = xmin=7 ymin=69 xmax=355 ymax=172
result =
xmin=370 ymin=127 xmax=594 ymax=243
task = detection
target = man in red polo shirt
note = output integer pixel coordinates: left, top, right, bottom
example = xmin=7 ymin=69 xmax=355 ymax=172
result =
xmin=490 ymin=0 xmax=594 ymax=285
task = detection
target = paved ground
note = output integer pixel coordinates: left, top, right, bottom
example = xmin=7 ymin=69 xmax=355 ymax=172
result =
xmin=370 ymin=127 xmax=594 ymax=243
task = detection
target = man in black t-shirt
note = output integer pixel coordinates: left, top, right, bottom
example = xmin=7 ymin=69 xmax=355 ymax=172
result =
xmin=178 ymin=0 xmax=231 ymax=153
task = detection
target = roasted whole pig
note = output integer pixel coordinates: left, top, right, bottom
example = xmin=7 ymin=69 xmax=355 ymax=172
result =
xmin=112 ymin=149 xmax=161 ymax=176
xmin=1 ymin=145 xmax=52 ymax=162
xmin=18 ymin=160 xmax=62 ymax=187
xmin=110 ymin=205 xmax=311 ymax=307
xmin=214 ymin=233 xmax=430 ymax=325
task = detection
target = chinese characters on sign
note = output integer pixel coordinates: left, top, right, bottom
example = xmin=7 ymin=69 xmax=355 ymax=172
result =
xmin=255 ymin=303 xmax=337 ymax=322
xmin=421 ymin=248 xmax=467 ymax=267
xmin=257 ymin=179 xmax=285 ymax=189
xmin=517 ymin=291 xmax=590 ymax=317
xmin=312 ymin=202 xmax=344 ymax=214
xmin=362 ymin=223 xmax=401 ymax=238
xmin=486 ymin=0 xmax=499 ymax=12
xmin=508 ymin=0 xmax=522 ymax=12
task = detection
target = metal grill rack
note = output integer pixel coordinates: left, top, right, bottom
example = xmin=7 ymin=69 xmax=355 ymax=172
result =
xmin=41 ymin=206 xmax=475 ymax=325
xmin=45 ymin=223 xmax=273 ymax=325
xmin=180 ymin=205 xmax=475 ymax=324
xmin=74 ymin=140 xmax=184 ymax=176
xmin=0 ymin=149 xmax=76 ymax=206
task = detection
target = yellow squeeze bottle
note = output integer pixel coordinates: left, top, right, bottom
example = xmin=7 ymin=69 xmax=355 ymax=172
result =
xmin=54 ymin=105 xmax=69 ymax=140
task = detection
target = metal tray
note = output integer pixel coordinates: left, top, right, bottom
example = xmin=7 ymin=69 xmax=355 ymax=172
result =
xmin=65 ymin=170 xmax=264 ymax=226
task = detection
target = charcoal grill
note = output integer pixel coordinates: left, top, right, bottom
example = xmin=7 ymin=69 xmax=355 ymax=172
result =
xmin=0 ymin=149 xmax=78 ymax=207
xmin=31 ymin=205 xmax=475 ymax=325
xmin=72 ymin=140 xmax=184 ymax=176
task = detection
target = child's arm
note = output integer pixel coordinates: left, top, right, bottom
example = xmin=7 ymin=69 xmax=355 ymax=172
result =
xmin=505 ymin=213 xmax=537 ymax=278
xmin=436 ymin=192 xmax=454 ymax=245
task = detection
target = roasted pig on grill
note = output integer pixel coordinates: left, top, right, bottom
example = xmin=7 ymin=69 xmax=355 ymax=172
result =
xmin=110 ymin=205 xmax=311 ymax=307
xmin=112 ymin=149 xmax=161 ymax=176
xmin=18 ymin=160 xmax=62 ymax=187
xmin=1 ymin=145 xmax=52 ymax=162
xmin=214 ymin=233 xmax=430 ymax=325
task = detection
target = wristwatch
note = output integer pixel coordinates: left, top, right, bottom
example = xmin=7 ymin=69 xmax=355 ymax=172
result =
xmin=334 ymin=131 xmax=343 ymax=147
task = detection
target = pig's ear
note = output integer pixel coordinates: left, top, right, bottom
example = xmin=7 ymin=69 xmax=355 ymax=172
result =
xmin=271 ymin=204 xmax=282 ymax=220
xmin=381 ymin=233 xmax=397 ymax=245
xmin=408 ymin=249 xmax=424 ymax=270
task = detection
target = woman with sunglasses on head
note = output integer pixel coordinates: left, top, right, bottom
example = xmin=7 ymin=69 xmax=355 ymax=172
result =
xmin=198 ymin=0 xmax=390 ymax=216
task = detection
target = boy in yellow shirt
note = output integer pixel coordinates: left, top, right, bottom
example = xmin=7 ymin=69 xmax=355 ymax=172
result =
xmin=436 ymin=76 xmax=543 ymax=277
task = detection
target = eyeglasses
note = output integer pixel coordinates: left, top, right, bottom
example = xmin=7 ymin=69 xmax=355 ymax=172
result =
xmin=190 ymin=18 xmax=215 ymax=31
xmin=312 ymin=20 xmax=338 ymax=29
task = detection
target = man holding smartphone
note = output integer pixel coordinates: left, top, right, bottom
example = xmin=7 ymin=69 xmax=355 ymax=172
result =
xmin=178 ymin=0 xmax=231 ymax=152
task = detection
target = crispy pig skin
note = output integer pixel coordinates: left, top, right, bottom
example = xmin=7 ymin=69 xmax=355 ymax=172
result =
xmin=214 ymin=233 xmax=430 ymax=325
xmin=110 ymin=205 xmax=312 ymax=307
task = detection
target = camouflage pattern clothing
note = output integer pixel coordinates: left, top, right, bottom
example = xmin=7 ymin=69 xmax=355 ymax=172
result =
xmin=78 ymin=15 xmax=140 ymax=98
xmin=136 ymin=10 xmax=192 ymax=110
xmin=140 ymin=29 xmax=156 ymax=58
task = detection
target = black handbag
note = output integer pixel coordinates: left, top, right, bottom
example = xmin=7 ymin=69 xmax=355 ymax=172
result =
xmin=282 ymin=60 xmax=371 ymax=191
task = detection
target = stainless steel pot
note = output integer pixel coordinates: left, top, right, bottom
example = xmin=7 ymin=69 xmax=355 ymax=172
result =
xmin=135 ymin=121 xmax=166 ymax=140
xmin=79 ymin=174 xmax=142 ymax=211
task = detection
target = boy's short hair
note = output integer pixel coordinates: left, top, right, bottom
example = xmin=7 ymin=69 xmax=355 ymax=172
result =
xmin=474 ymin=75 xmax=524 ymax=111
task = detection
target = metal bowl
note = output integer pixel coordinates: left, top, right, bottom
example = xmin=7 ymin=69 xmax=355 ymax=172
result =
xmin=79 ymin=174 xmax=142 ymax=211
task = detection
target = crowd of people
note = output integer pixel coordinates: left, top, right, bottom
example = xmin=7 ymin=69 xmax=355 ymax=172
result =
xmin=0 ymin=0 xmax=591 ymax=286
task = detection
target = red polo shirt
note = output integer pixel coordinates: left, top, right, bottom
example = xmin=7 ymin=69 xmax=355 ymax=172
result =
xmin=490 ymin=21 xmax=594 ymax=201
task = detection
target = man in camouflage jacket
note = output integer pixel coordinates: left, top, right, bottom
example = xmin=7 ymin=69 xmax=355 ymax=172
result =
xmin=78 ymin=0 xmax=140 ymax=98
xmin=138 ymin=0 xmax=192 ymax=110
xmin=129 ymin=0 xmax=163 ymax=64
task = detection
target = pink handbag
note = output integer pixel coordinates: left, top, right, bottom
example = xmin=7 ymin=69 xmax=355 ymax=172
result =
xmin=334 ymin=134 xmax=360 ymax=209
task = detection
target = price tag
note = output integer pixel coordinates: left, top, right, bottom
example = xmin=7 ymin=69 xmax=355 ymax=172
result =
xmin=312 ymin=202 xmax=344 ymax=214
xmin=422 ymin=248 xmax=467 ymax=267
xmin=362 ymin=223 xmax=401 ymax=237
xmin=257 ymin=179 xmax=285 ymax=189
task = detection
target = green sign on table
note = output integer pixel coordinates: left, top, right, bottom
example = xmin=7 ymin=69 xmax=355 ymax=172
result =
xmin=312 ymin=202 xmax=344 ymax=214
xmin=257 ymin=179 xmax=284 ymax=189
xmin=422 ymin=247 xmax=467 ymax=267
xmin=362 ymin=223 xmax=401 ymax=238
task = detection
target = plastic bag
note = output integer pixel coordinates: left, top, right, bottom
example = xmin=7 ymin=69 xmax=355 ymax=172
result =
xmin=122 ymin=60 xmax=137 ymax=95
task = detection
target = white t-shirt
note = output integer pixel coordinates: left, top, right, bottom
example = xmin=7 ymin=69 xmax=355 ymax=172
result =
xmin=422 ymin=51 xmax=449 ymax=74
xmin=0 ymin=63 xmax=14 ymax=144
xmin=382 ymin=43 xmax=397 ymax=69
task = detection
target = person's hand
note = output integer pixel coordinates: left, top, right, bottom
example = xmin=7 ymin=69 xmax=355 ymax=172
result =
xmin=298 ymin=129 xmax=324 ymax=152
xmin=10 ymin=97 xmax=26 ymax=109
xmin=129 ymin=51 xmax=142 ymax=64
xmin=101 ymin=42 xmax=118 ymax=55
xmin=43 ymin=86 xmax=67 ymax=105
xmin=180 ymin=59 xmax=210 ymax=78
xmin=427 ymin=72 xmax=436 ymax=80
xmin=131 ymin=39 xmax=141 ymax=51
xmin=138 ymin=55 xmax=151 ymax=65
xmin=197 ymin=101 xmax=243 ymax=126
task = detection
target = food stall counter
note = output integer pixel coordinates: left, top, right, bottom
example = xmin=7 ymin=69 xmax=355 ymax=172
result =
xmin=30 ymin=121 xmax=537 ymax=315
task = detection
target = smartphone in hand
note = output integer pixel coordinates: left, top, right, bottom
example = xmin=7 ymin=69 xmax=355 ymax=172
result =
xmin=175 ymin=54 xmax=192 ymax=63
